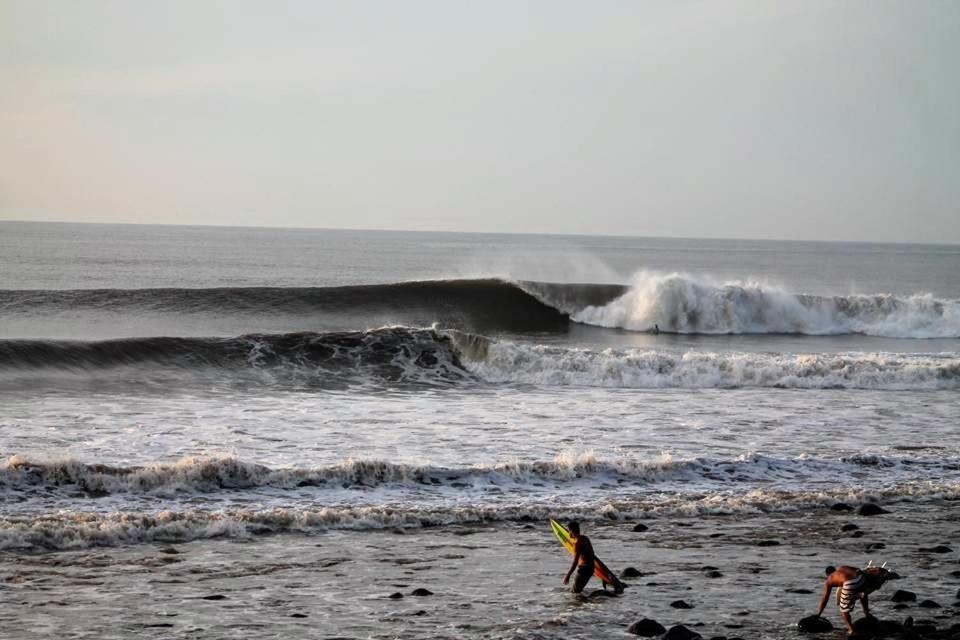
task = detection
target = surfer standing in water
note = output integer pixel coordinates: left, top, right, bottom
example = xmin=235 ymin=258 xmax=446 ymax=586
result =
xmin=562 ymin=521 xmax=596 ymax=593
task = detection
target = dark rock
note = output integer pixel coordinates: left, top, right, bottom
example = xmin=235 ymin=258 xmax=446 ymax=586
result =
xmin=956 ymin=587 xmax=960 ymax=600
xmin=831 ymin=503 xmax=854 ymax=512
xmin=622 ymin=567 xmax=643 ymax=578
xmin=670 ymin=600 xmax=694 ymax=609
xmin=632 ymin=523 xmax=649 ymax=532
xmin=663 ymin=625 xmax=702 ymax=640
xmin=626 ymin=618 xmax=666 ymax=636
xmin=158 ymin=546 xmax=181 ymax=554
xmin=201 ymin=595 xmax=227 ymax=601
xmin=143 ymin=623 xmax=174 ymax=628
xmin=786 ymin=588 xmax=814 ymax=594
xmin=410 ymin=588 xmax=433 ymax=596
xmin=918 ymin=600 xmax=941 ymax=609
xmin=857 ymin=503 xmax=889 ymax=516
xmin=797 ymin=615 xmax=833 ymax=632
xmin=757 ymin=540 xmax=780 ymax=547
xmin=708 ymin=533 xmax=724 ymax=538
xmin=892 ymin=603 xmax=910 ymax=610
xmin=841 ymin=524 xmax=860 ymax=532
xmin=891 ymin=590 xmax=917 ymax=603
xmin=701 ymin=565 xmax=719 ymax=571
xmin=411 ymin=610 xmax=427 ymax=616
xmin=705 ymin=570 xmax=723 ymax=578
xmin=851 ymin=531 xmax=865 ymax=538
xmin=290 ymin=613 xmax=308 ymax=618
xmin=950 ymin=571 xmax=960 ymax=578
xmin=851 ymin=616 xmax=904 ymax=637
xmin=919 ymin=545 xmax=953 ymax=554
xmin=388 ymin=592 xmax=404 ymax=599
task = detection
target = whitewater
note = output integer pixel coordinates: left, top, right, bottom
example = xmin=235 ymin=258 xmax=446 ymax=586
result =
xmin=2 ymin=223 xmax=958 ymax=639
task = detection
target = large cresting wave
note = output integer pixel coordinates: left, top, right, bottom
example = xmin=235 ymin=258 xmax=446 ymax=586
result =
xmin=572 ymin=272 xmax=960 ymax=338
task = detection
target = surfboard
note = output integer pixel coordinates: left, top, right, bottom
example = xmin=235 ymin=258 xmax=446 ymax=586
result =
xmin=550 ymin=519 xmax=624 ymax=591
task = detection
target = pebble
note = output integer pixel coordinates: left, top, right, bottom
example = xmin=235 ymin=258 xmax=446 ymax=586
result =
xmin=797 ymin=614 xmax=833 ymax=632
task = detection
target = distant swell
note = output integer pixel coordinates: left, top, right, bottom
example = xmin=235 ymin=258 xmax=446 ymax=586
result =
xmin=573 ymin=272 xmax=960 ymax=338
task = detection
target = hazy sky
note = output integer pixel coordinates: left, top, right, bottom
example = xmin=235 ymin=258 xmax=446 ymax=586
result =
xmin=2 ymin=1 xmax=958 ymax=242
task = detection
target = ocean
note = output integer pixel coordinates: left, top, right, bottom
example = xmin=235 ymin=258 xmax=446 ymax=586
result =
xmin=2 ymin=221 xmax=959 ymax=639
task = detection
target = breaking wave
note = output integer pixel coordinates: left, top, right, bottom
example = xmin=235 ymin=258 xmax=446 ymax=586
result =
xmin=461 ymin=338 xmax=960 ymax=390
xmin=4 ymin=452 xmax=957 ymax=498
xmin=573 ymin=272 xmax=960 ymax=338
xmin=3 ymin=479 xmax=958 ymax=551
xmin=1 ymin=328 xmax=957 ymax=390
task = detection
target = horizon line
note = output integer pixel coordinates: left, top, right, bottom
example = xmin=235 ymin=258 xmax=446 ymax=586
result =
xmin=1 ymin=217 xmax=957 ymax=248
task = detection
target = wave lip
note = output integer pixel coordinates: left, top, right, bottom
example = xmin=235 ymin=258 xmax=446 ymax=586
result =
xmin=572 ymin=272 xmax=960 ymax=338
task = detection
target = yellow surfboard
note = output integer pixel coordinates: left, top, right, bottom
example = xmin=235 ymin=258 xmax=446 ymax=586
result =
xmin=550 ymin=519 xmax=624 ymax=591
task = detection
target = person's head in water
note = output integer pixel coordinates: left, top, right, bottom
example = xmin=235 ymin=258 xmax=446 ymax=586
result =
xmin=567 ymin=521 xmax=580 ymax=536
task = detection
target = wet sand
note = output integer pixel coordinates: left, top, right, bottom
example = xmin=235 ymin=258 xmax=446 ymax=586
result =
xmin=3 ymin=499 xmax=959 ymax=639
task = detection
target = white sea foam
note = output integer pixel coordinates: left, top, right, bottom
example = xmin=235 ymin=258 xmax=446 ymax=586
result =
xmin=463 ymin=340 xmax=960 ymax=390
xmin=3 ymin=480 xmax=958 ymax=550
xmin=572 ymin=272 xmax=960 ymax=338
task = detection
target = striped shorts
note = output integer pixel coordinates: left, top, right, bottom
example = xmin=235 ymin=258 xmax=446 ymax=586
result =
xmin=837 ymin=574 xmax=865 ymax=613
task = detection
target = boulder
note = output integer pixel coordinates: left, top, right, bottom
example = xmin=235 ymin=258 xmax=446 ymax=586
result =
xmin=891 ymin=590 xmax=917 ymax=602
xmin=622 ymin=567 xmax=643 ymax=578
xmin=670 ymin=600 xmax=694 ymax=609
xmin=831 ymin=503 xmax=854 ymax=512
xmin=663 ymin=625 xmax=702 ymax=640
xmin=857 ymin=503 xmax=889 ymax=516
xmin=388 ymin=592 xmax=404 ymax=599
xmin=632 ymin=523 xmax=649 ymax=532
xmin=705 ymin=570 xmax=723 ymax=578
xmin=410 ymin=588 xmax=433 ymax=596
xmin=626 ymin=618 xmax=666 ymax=636
xmin=918 ymin=599 xmax=941 ymax=609
xmin=797 ymin=615 xmax=833 ymax=632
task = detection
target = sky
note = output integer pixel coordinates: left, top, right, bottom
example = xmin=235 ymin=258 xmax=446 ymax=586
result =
xmin=1 ymin=1 xmax=958 ymax=243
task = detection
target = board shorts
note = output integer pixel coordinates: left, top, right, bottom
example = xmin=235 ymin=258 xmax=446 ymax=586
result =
xmin=837 ymin=573 xmax=866 ymax=612
xmin=572 ymin=563 xmax=594 ymax=593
